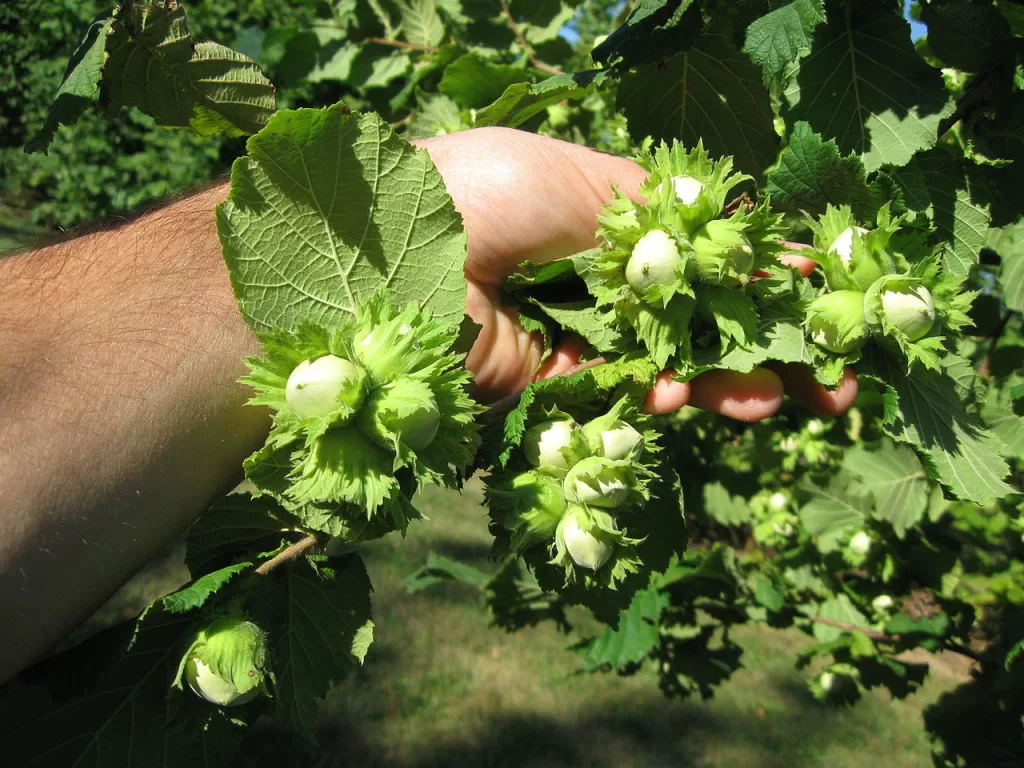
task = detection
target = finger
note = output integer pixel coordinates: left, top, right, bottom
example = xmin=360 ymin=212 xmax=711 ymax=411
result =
xmin=686 ymin=368 xmax=785 ymax=422
xmin=464 ymin=281 xmax=543 ymax=402
xmin=643 ymin=370 xmax=692 ymax=414
xmin=766 ymin=362 xmax=859 ymax=417
xmin=778 ymin=243 xmax=817 ymax=278
xmin=534 ymin=335 xmax=590 ymax=381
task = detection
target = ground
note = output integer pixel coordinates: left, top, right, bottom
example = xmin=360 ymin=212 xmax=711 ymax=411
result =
xmin=82 ymin=480 xmax=967 ymax=768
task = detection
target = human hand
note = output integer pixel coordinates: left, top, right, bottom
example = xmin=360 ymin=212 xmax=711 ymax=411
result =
xmin=415 ymin=128 xmax=857 ymax=421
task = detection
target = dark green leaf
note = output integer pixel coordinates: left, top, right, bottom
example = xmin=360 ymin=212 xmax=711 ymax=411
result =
xmin=860 ymin=349 xmax=1013 ymax=503
xmin=765 ymin=121 xmax=885 ymax=219
xmin=438 ymin=52 xmax=530 ymax=108
xmin=742 ymin=0 xmax=826 ymax=84
xmin=103 ymin=2 xmax=276 ymax=136
xmin=0 ymin=608 xmax=244 ymax=767
xmin=919 ymin=1 xmax=1011 ymax=73
xmin=186 ymin=493 xmax=295 ymax=575
xmin=592 ymin=0 xmax=702 ymax=69
xmin=249 ymin=554 xmax=373 ymax=743
xmin=475 ymin=69 xmax=610 ymax=128
xmin=26 ymin=7 xmax=118 ymax=153
xmin=217 ymin=106 xmax=469 ymax=331
xmin=572 ymin=580 xmax=668 ymax=671
xmin=619 ymin=22 xmax=780 ymax=181
xmin=783 ymin=5 xmax=953 ymax=171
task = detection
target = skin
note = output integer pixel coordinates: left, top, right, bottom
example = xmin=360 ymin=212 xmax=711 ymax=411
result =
xmin=0 ymin=127 xmax=856 ymax=683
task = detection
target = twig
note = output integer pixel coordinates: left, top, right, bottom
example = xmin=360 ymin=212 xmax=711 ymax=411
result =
xmin=365 ymin=37 xmax=439 ymax=53
xmin=255 ymin=535 xmax=320 ymax=576
xmin=498 ymin=0 xmax=564 ymax=76
xmin=807 ymin=614 xmax=894 ymax=641
xmin=943 ymin=640 xmax=987 ymax=664
xmin=807 ymin=616 xmax=989 ymax=666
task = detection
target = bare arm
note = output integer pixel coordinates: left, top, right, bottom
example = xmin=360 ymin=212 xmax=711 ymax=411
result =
xmin=0 ymin=184 xmax=269 ymax=683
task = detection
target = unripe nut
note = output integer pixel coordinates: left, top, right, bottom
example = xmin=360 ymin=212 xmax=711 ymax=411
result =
xmin=523 ymin=419 xmax=582 ymax=469
xmin=562 ymin=512 xmax=615 ymax=571
xmin=849 ymin=530 xmax=872 ymax=557
xmin=809 ymin=315 xmax=867 ymax=355
xmin=184 ymin=657 xmax=260 ymax=708
xmin=626 ymin=229 xmax=682 ymax=294
xmin=565 ymin=457 xmax=632 ymax=508
xmin=672 ymin=175 xmax=705 ymax=206
xmin=872 ymin=594 xmax=894 ymax=612
xmin=286 ymin=355 xmax=364 ymax=417
xmin=585 ymin=419 xmax=643 ymax=460
xmin=881 ymin=285 xmax=935 ymax=341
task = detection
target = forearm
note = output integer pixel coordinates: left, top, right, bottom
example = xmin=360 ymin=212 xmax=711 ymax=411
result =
xmin=0 ymin=185 xmax=270 ymax=682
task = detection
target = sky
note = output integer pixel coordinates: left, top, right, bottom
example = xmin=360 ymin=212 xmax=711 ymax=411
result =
xmin=905 ymin=0 xmax=928 ymax=40
xmin=562 ymin=2 xmax=930 ymax=45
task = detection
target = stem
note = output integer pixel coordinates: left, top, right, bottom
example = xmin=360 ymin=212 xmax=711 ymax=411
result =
xmin=943 ymin=640 xmax=987 ymax=664
xmin=365 ymin=37 xmax=439 ymax=53
xmin=807 ymin=616 xmax=989 ymax=668
xmin=806 ymin=614 xmax=894 ymax=641
xmin=254 ymin=535 xmax=320 ymax=576
xmin=498 ymin=0 xmax=564 ymax=76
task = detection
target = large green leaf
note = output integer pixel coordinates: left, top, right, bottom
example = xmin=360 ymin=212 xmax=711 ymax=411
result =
xmin=989 ymin=218 xmax=1024 ymax=311
xmin=765 ymin=121 xmax=886 ymax=220
xmin=811 ymin=594 xmax=870 ymax=642
xmin=592 ymin=0 xmax=701 ymax=69
xmin=161 ymin=563 xmax=253 ymax=614
xmin=742 ymin=0 xmax=826 ymax=85
xmin=619 ymin=22 xmax=780 ymax=181
xmin=843 ymin=441 xmax=929 ymax=538
xmin=249 ymin=554 xmax=373 ymax=743
xmin=861 ymin=350 xmax=1013 ymax=503
xmin=798 ymin=474 xmax=870 ymax=552
xmin=26 ymin=7 xmax=118 ymax=153
xmin=783 ymin=4 xmax=953 ymax=172
xmin=919 ymin=0 xmax=1011 ymax=73
xmin=893 ymin=152 xmax=993 ymax=278
xmin=572 ymin=581 xmax=668 ymax=672
xmin=103 ymin=1 xmax=276 ymax=137
xmin=475 ymin=69 xmax=611 ymax=128
xmin=702 ymin=481 xmax=752 ymax=526
xmin=438 ymin=52 xmax=530 ymax=108
xmin=399 ymin=0 xmax=447 ymax=47
xmin=217 ymin=106 xmax=469 ymax=331
xmin=982 ymin=378 xmax=1024 ymax=462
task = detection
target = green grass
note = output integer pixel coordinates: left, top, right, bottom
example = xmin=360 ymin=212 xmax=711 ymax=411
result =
xmin=228 ymin=481 xmax=963 ymax=768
